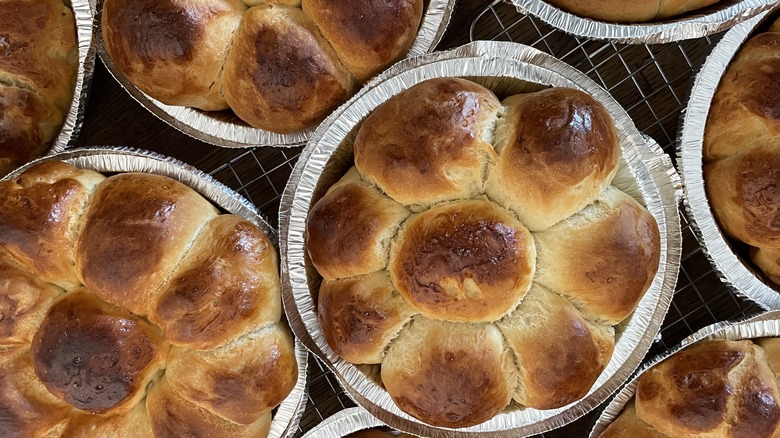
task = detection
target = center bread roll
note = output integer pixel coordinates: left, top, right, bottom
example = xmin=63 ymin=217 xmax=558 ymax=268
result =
xmin=307 ymin=77 xmax=661 ymax=428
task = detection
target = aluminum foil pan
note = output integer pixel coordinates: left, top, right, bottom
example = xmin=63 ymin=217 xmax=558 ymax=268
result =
xmin=1 ymin=147 xmax=308 ymax=438
xmin=280 ymin=40 xmax=683 ymax=437
xmin=589 ymin=309 xmax=780 ymax=437
xmin=300 ymin=408 xmax=388 ymax=438
xmin=47 ymin=0 xmax=97 ymax=154
xmin=678 ymin=8 xmax=780 ymax=310
xmin=509 ymin=0 xmax=778 ymax=44
xmin=92 ymin=0 xmax=454 ymax=149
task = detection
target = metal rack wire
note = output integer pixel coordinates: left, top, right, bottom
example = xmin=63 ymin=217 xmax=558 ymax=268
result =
xmin=203 ymin=1 xmax=764 ymax=435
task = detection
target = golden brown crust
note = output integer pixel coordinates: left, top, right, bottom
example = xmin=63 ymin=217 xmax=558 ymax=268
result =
xmin=545 ymin=0 xmax=719 ymax=22
xmin=165 ymin=325 xmax=298 ymax=425
xmin=76 ymin=173 xmax=218 ymax=316
xmin=0 ymin=259 xmax=61 ymax=349
xmin=498 ymin=284 xmax=614 ymax=410
xmin=318 ymin=272 xmax=417 ymax=364
xmin=151 ymin=215 xmax=281 ymax=350
xmin=485 ymin=87 xmax=620 ymax=232
xmin=354 ymin=77 xmax=500 ymax=209
xmin=534 ymin=187 xmax=661 ymax=324
xmin=222 ymin=4 xmax=355 ymax=133
xmin=346 ymin=430 xmax=395 ymax=438
xmin=751 ymin=246 xmax=780 ymax=285
xmin=704 ymin=143 xmax=780 ymax=249
xmin=306 ymin=168 xmax=410 ymax=280
xmin=0 ymin=85 xmax=61 ymax=174
xmin=147 ymin=377 xmax=272 ymax=438
xmin=389 ymin=199 xmax=535 ymax=323
xmin=0 ymin=161 xmax=105 ymax=289
xmin=381 ymin=318 xmax=512 ymax=428
xmin=62 ymin=400 xmax=154 ymax=438
xmin=101 ymin=0 xmax=244 ymax=111
xmin=301 ymin=0 xmax=423 ymax=81
xmin=30 ymin=289 xmax=168 ymax=414
xmin=600 ymin=401 xmax=668 ymax=438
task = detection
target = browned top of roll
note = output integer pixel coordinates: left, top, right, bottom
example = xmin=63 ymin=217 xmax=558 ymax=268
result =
xmin=151 ymin=215 xmax=281 ymax=351
xmin=0 ymin=161 xmax=105 ymax=289
xmin=318 ymin=272 xmax=416 ymax=364
xmin=381 ymin=318 xmax=512 ymax=428
xmin=545 ymin=0 xmax=718 ymax=22
xmin=636 ymin=339 xmax=780 ymax=438
xmin=101 ymin=0 xmax=244 ymax=111
xmin=600 ymin=401 xmax=668 ymax=438
xmin=222 ymin=3 xmax=355 ymax=133
xmin=498 ymin=284 xmax=614 ymax=410
xmin=346 ymin=430 xmax=395 ymax=438
xmin=534 ymin=187 xmax=661 ymax=324
xmin=704 ymin=31 xmax=780 ymax=161
xmin=76 ymin=173 xmax=218 ymax=316
xmin=307 ymin=168 xmax=409 ymax=280
xmin=389 ymin=199 xmax=535 ymax=323
xmin=486 ymin=87 xmax=619 ymax=232
xmin=354 ymin=77 xmax=500 ymax=209
xmin=302 ymin=0 xmax=423 ymax=81
xmin=0 ymin=259 xmax=61 ymax=348
xmin=30 ymin=290 xmax=167 ymax=414
xmin=0 ymin=86 xmax=61 ymax=174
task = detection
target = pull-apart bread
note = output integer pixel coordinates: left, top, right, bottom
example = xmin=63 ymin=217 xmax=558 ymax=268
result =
xmin=704 ymin=17 xmax=780 ymax=285
xmin=306 ymin=77 xmax=662 ymax=428
xmin=545 ymin=0 xmax=721 ymax=23
xmin=0 ymin=0 xmax=78 ymax=175
xmin=101 ymin=0 xmax=423 ymax=134
xmin=0 ymin=161 xmax=297 ymax=437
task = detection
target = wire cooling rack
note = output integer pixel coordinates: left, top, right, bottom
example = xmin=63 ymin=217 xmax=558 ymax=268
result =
xmin=201 ymin=1 xmax=764 ymax=435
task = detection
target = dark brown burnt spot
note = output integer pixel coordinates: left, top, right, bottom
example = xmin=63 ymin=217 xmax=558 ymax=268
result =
xmin=0 ymin=88 xmax=46 ymax=163
xmin=105 ymin=0 xmax=202 ymax=69
xmin=327 ymin=0 xmax=414 ymax=54
xmin=30 ymin=293 xmax=162 ymax=413
xmin=732 ymin=371 xmax=780 ymax=438
xmin=0 ymin=0 xmax=45 ymax=73
xmin=0 ymin=293 xmax=19 ymax=338
xmin=320 ymin=279 xmax=392 ymax=355
xmin=736 ymin=150 xmax=780 ymax=238
xmin=740 ymin=58 xmax=780 ymax=121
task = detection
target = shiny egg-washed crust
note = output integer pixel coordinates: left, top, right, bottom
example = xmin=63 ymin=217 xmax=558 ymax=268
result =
xmin=0 ymin=161 xmax=297 ymax=437
xmin=308 ymin=78 xmax=661 ymax=427
xmin=544 ymin=0 xmax=719 ymax=23
xmin=0 ymin=0 xmax=78 ymax=174
xmin=601 ymin=338 xmax=780 ymax=438
xmin=101 ymin=0 xmax=423 ymax=133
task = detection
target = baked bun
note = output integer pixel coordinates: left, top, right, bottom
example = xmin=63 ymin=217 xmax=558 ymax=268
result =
xmin=600 ymin=338 xmax=780 ymax=437
xmin=545 ymin=0 xmax=720 ymax=23
xmin=308 ymin=78 xmax=660 ymax=427
xmin=0 ymin=161 xmax=296 ymax=437
xmin=101 ymin=0 xmax=423 ymax=133
xmin=704 ymin=22 xmax=780 ymax=285
xmin=0 ymin=0 xmax=78 ymax=174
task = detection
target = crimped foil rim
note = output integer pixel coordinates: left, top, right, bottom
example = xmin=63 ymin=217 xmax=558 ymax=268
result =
xmin=280 ymin=41 xmax=682 ymax=437
xmin=678 ymin=8 xmax=780 ymax=310
xmin=47 ymin=0 xmax=97 ymax=154
xmin=509 ymin=0 xmax=778 ymax=44
xmin=589 ymin=310 xmax=780 ymax=437
xmin=92 ymin=0 xmax=454 ymax=149
xmin=1 ymin=147 xmax=308 ymax=438
xmin=300 ymin=408 xmax=386 ymax=438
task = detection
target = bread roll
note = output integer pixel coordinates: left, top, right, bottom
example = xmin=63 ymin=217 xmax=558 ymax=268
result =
xmin=485 ymin=87 xmax=620 ymax=232
xmin=498 ymin=284 xmax=614 ymax=410
xmin=101 ymin=0 xmax=245 ymax=111
xmin=301 ymin=0 xmax=423 ymax=81
xmin=600 ymin=401 xmax=668 ymax=438
xmin=151 ymin=215 xmax=281 ymax=350
xmin=222 ymin=3 xmax=355 ymax=133
xmin=381 ymin=318 xmax=514 ymax=428
xmin=534 ymin=186 xmax=661 ymax=324
xmin=354 ymin=77 xmax=500 ymax=210
xmin=306 ymin=167 xmax=410 ymax=280
xmin=0 ymin=161 xmax=105 ymax=289
xmin=318 ymin=272 xmax=417 ymax=364
xmin=545 ymin=0 xmax=719 ymax=23
xmin=389 ymin=199 xmax=535 ymax=323
xmin=0 ymin=260 xmax=61 ymax=350
xmin=62 ymin=400 xmax=153 ymax=438
xmin=76 ymin=173 xmax=218 ymax=316
xmin=0 ymin=85 xmax=62 ymax=175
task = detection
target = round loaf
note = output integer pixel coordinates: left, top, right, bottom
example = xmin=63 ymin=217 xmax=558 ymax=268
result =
xmin=0 ymin=0 xmax=77 ymax=174
xmin=309 ymin=78 xmax=661 ymax=427
xmin=544 ymin=0 xmax=720 ymax=23
xmin=101 ymin=0 xmax=423 ymax=133
xmin=0 ymin=161 xmax=296 ymax=437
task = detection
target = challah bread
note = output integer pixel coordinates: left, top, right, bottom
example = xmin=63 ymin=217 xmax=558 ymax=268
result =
xmin=600 ymin=338 xmax=780 ymax=438
xmin=704 ymin=18 xmax=780 ymax=286
xmin=101 ymin=0 xmax=423 ymax=134
xmin=0 ymin=161 xmax=297 ymax=437
xmin=307 ymin=77 xmax=661 ymax=427
xmin=0 ymin=0 xmax=78 ymax=175
xmin=544 ymin=0 xmax=720 ymax=23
